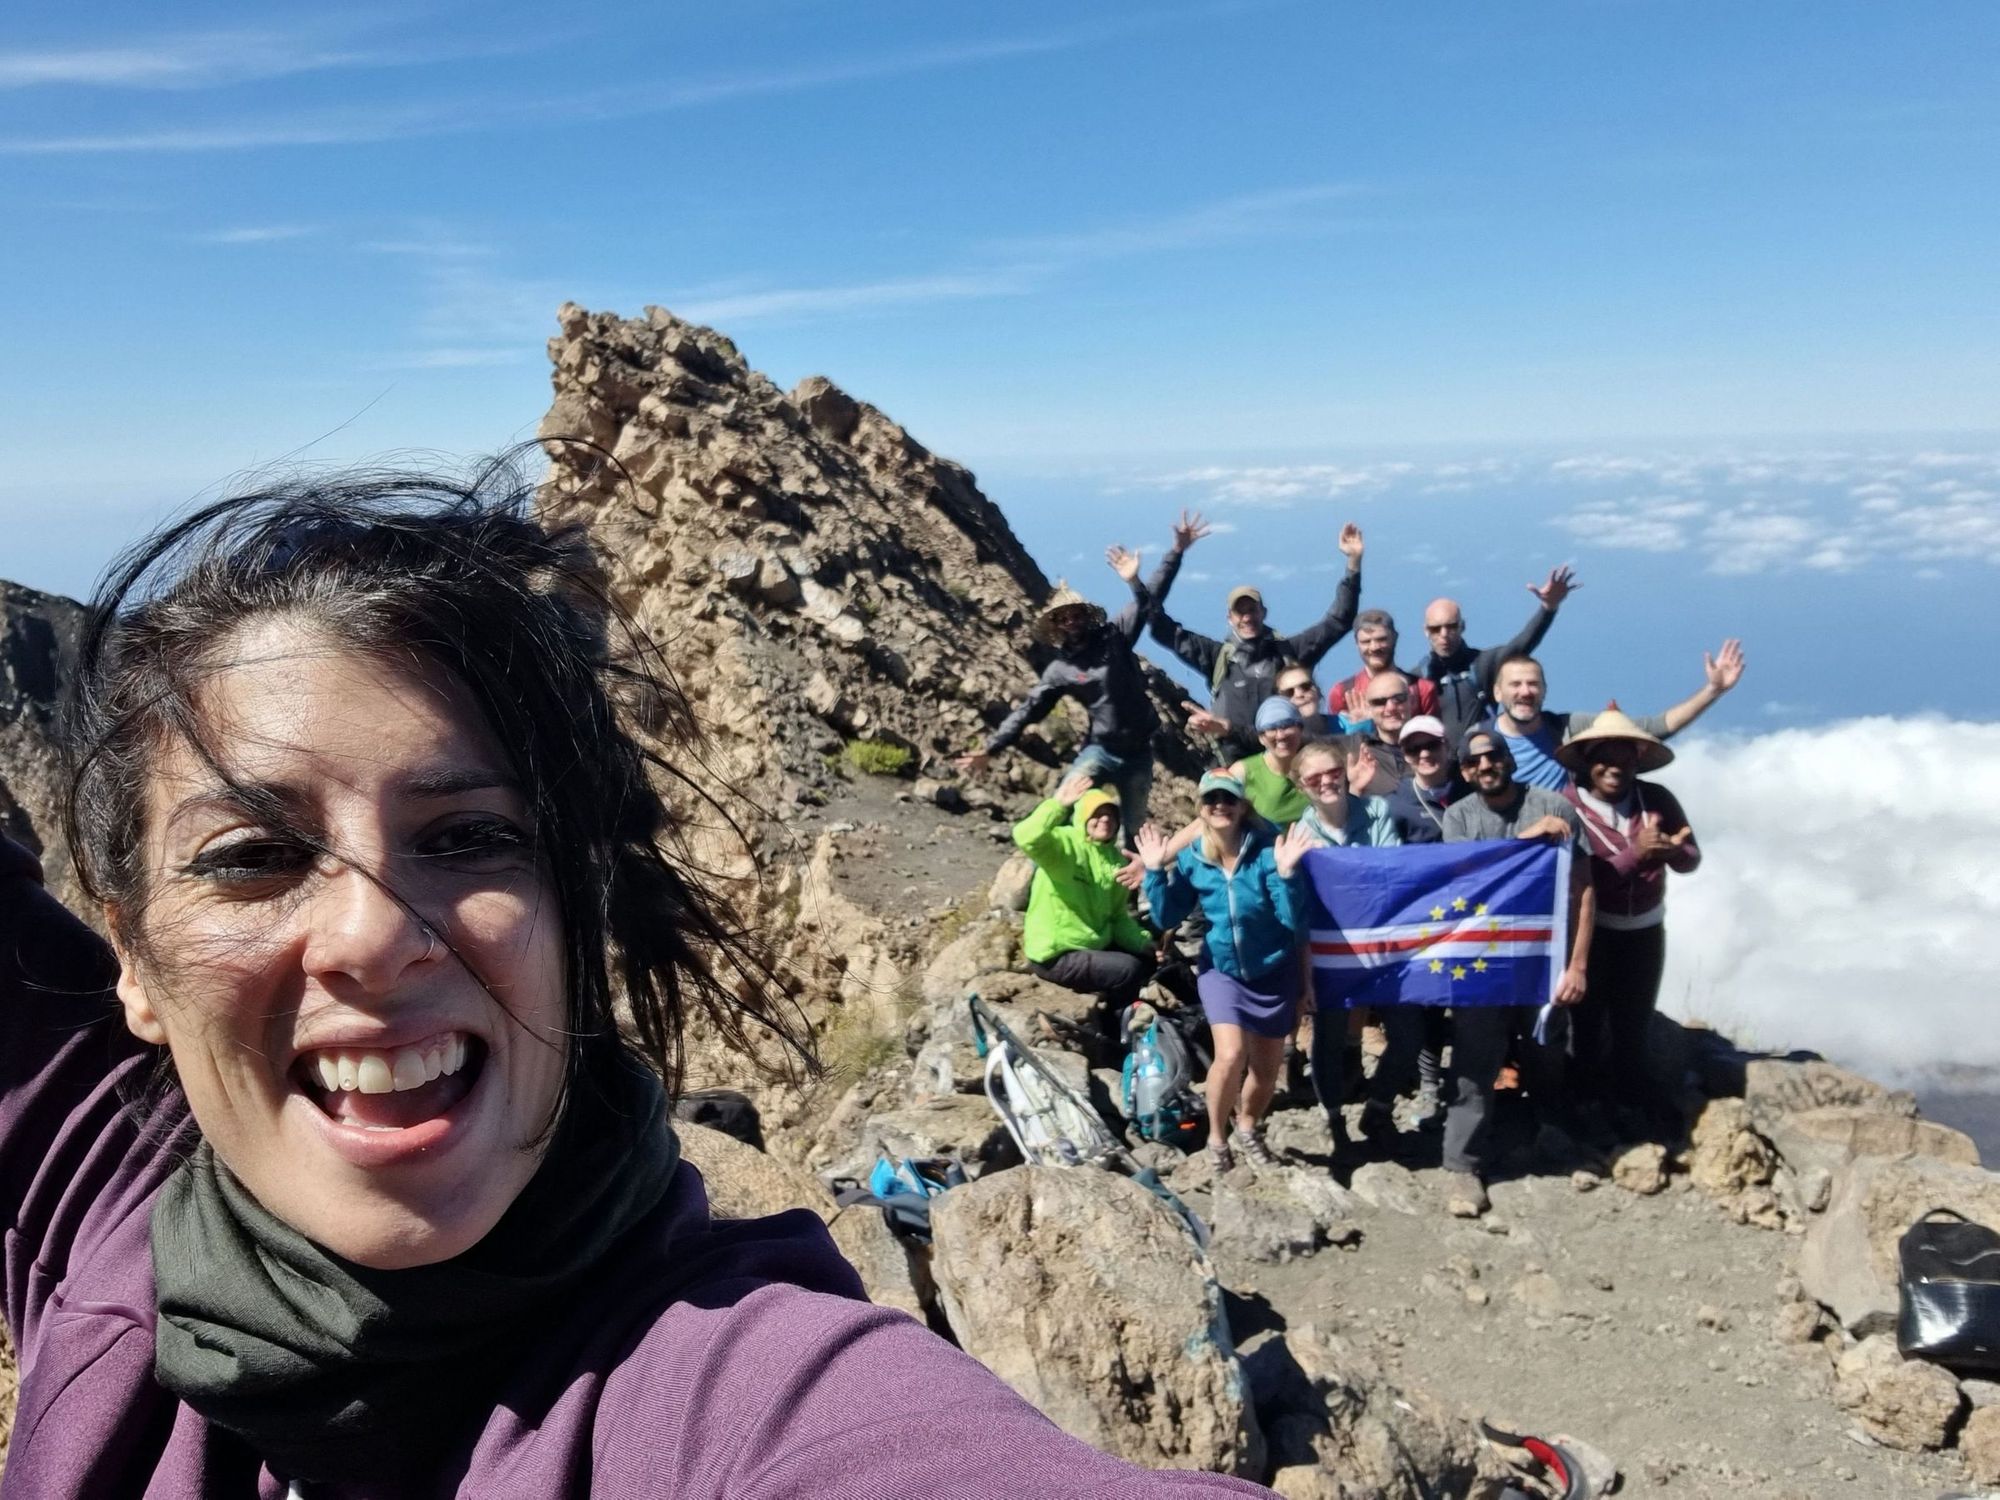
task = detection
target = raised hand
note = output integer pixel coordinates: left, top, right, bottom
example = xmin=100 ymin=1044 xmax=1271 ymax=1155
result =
xmin=1134 ymin=821 xmax=1171 ymax=872
xmin=1341 ymin=683 xmax=1373 ymax=724
xmin=1105 ymin=545 xmax=1141 ymax=583
xmin=1704 ymin=638 xmax=1746 ymax=693
xmin=1171 ymin=508 xmax=1212 ymax=551
xmin=1529 ymin=564 xmax=1579 ymax=609
xmin=953 ymin=749 xmax=990 ymax=774
xmin=1346 ymin=740 xmax=1380 ymax=791
xmin=1114 ymin=853 xmax=1146 ymax=892
xmin=1180 ymin=700 xmax=1231 ymax=738
xmin=1273 ymin=821 xmax=1315 ymax=880
xmin=1337 ymin=522 xmax=1365 ymax=562
xmin=1055 ymin=771 xmax=1096 ymax=805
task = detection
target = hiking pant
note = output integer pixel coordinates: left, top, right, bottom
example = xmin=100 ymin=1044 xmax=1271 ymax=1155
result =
xmin=1417 ymin=1009 xmax=1449 ymax=1096
xmin=1361 ymin=1005 xmax=1427 ymax=1111
xmin=1030 ymin=948 xmax=1152 ymax=1009
xmin=1306 ymin=1006 xmax=1361 ymax=1140
xmin=1572 ymin=923 xmax=1668 ymax=1113
xmin=1440 ymin=1003 xmax=1568 ymax=1177
xmin=1066 ymin=743 xmax=1153 ymax=850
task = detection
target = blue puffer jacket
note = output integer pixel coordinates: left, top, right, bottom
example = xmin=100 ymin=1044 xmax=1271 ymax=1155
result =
xmin=1143 ymin=825 xmax=1303 ymax=984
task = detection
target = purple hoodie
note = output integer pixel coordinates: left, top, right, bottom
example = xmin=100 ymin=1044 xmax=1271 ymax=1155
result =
xmin=0 ymin=837 xmax=1274 ymax=1497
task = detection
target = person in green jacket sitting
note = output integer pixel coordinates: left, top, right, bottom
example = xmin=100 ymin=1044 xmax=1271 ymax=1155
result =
xmin=1014 ymin=772 xmax=1159 ymax=1007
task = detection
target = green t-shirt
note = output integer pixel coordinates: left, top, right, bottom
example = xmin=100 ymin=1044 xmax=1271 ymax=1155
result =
xmin=1241 ymin=753 xmax=1308 ymax=827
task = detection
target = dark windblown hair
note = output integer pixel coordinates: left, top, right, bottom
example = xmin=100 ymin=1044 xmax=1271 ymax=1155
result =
xmin=61 ymin=457 xmax=801 ymax=1120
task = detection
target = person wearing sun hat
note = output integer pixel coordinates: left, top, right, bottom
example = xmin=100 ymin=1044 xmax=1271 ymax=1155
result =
xmin=957 ymin=511 xmax=1211 ymax=838
xmin=1556 ymin=705 xmax=1702 ymax=1140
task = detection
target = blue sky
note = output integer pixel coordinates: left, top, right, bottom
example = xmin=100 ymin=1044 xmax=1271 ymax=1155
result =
xmin=4 ymin=1 xmax=1998 ymax=722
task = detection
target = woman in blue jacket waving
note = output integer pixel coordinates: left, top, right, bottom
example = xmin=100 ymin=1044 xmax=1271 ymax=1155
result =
xmin=1137 ymin=772 xmax=1314 ymax=1172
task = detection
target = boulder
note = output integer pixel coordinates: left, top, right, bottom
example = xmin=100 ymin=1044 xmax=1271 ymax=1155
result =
xmin=1242 ymin=1323 xmax=1495 ymax=1499
xmin=825 ymin=1204 xmax=932 ymax=1324
xmin=1611 ymin=1142 xmax=1669 ymax=1196
xmin=1961 ymin=1405 xmax=2000 ymax=1485
xmin=1799 ymin=1155 xmax=2000 ymax=1335
xmin=1348 ymin=1160 xmax=1424 ymax=1216
xmin=858 ymin=1096 xmax=1015 ymax=1171
xmin=1831 ymin=1333 xmax=1963 ymax=1451
xmin=1722 ymin=1054 xmax=1916 ymax=1132
xmin=987 ymin=852 xmax=1037 ymax=913
xmin=1769 ymin=1107 xmax=1980 ymax=1173
xmin=920 ymin=912 xmax=1024 ymax=1007
xmin=1212 ymin=1168 xmax=1363 ymax=1263
xmin=929 ymin=1167 xmax=1264 ymax=1476
xmin=680 ymin=1122 xmax=833 ymax=1220
xmin=1685 ymin=1098 xmax=1776 ymax=1197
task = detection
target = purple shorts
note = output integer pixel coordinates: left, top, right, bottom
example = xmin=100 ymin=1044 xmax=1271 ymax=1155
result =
xmin=1197 ymin=957 xmax=1302 ymax=1039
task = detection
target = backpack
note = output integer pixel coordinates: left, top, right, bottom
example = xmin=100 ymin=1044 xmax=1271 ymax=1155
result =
xmin=1120 ymin=1002 xmax=1208 ymax=1149
xmin=833 ymin=1154 xmax=968 ymax=1242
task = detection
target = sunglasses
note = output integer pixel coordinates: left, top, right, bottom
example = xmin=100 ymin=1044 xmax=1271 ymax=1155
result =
xmin=1425 ymin=620 xmax=1463 ymax=633
xmin=1200 ymin=792 xmax=1242 ymax=808
xmin=1462 ymin=749 xmax=1509 ymax=766
xmin=1403 ymin=737 xmax=1444 ymax=755
xmin=1299 ymin=770 xmax=1345 ymax=788
xmin=1367 ymin=691 xmax=1410 ymax=707
xmin=1280 ymin=683 xmax=1318 ymax=697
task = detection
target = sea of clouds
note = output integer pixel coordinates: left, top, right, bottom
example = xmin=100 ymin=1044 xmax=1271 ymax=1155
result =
xmin=1655 ymin=715 xmax=2000 ymax=1084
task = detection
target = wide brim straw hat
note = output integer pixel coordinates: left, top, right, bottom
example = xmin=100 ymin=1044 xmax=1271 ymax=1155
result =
xmin=1555 ymin=703 xmax=1675 ymax=775
xmin=1032 ymin=582 xmax=1106 ymax=644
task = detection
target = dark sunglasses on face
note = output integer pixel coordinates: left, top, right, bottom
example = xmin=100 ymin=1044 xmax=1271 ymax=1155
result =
xmin=1299 ymin=769 xmax=1344 ymax=788
xmin=1404 ymin=738 xmax=1444 ymax=755
xmin=1463 ymin=749 xmax=1508 ymax=767
xmin=1281 ymin=683 xmax=1317 ymax=698
xmin=1367 ymin=691 xmax=1410 ymax=707
xmin=1200 ymin=792 xmax=1241 ymax=808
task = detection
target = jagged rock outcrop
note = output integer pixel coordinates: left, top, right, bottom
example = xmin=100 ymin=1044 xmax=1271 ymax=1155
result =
xmin=0 ymin=582 xmax=89 ymax=911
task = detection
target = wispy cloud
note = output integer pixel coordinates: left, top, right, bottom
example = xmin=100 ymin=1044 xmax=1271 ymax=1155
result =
xmin=0 ymin=14 xmax=1165 ymax=154
xmin=190 ymin=224 xmax=315 ymax=245
xmin=678 ymin=271 xmax=1037 ymax=326
xmin=988 ymin=183 xmax=1372 ymax=264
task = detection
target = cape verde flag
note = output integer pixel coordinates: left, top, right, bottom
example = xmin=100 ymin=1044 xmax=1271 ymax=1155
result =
xmin=1304 ymin=839 xmax=1569 ymax=1009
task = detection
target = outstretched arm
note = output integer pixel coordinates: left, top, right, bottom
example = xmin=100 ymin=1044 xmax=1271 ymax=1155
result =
xmin=956 ymin=671 xmax=1063 ymax=771
xmin=1281 ymin=523 xmax=1365 ymax=666
xmin=1470 ymin=577 xmax=1571 ymax=695
xmin=1656 ymin=638 xmax=1746 ymax=737
xmin=1147 ymin=607 xmax=1223 ymax=678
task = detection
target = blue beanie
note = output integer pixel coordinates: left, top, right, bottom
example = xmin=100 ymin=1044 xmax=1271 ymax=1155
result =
xmin=1254 ymin=695 xmax=1303 ymax=732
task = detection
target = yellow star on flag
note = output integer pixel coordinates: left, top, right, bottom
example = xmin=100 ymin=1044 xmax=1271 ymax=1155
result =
xmin=1485 ymin=941 xmax=1499 ymax=954
xmin=1475 ymin=902 xmax=1488 ymax=915
xmin=1473 ymin=959 xmax=1489 ymax=973
xmin=1451 ymin=965 xmax=1467 ymax=981
xmin=1429 ymin=904 xmax=1446 ymax=921
xmin=1428 ymin=959 xmax=1444 ymax=974
xmin=1451 ymin=896 xmax=1468 ymax=912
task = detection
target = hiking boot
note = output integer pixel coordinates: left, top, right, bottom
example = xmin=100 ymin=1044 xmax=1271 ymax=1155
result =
xmin=1410 ymin=1084 xmax=1445 ymax=1131
xmin=1230 ymin=1126 xmax=1279 ymax=1168
xmin=1444 ymin=1171 xmax=1489 ymax=1218
xmin=1207 ymin=1141 xmax=1237 ymax=1176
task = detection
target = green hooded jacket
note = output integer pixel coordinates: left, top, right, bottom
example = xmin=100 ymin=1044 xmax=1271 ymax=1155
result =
xmin=1013 ymin=792 xmax=1155 ymax=965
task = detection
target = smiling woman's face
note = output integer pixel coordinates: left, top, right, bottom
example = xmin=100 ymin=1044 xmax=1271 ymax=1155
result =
xmin=115 ymin=620 xmax=566 ymax=1271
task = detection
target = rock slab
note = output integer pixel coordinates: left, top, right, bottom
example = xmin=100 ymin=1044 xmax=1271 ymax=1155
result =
xmin=929 ymin=1166 xmax=1264 ymax=1477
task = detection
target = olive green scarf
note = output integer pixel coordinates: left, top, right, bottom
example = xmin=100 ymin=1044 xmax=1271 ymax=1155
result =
xmin=151 ymin=1052 xmax=679 ymax=1485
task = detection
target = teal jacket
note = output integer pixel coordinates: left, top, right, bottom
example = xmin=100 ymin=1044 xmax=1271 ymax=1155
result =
xmin=1143 ymin=825 xmax=1302 ymax=983
xmin=1013 ymin=793 xmax=1154 ymax=965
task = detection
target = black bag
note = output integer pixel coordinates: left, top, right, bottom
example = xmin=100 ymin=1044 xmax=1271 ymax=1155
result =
xmin=1897 ymin=1207 xmax=2000 ymax=1374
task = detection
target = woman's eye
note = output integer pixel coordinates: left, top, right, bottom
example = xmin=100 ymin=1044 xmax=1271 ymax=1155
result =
xmin=421 ymin=819 xmax=529 ymax=868
xmin=184 ymin=838 xmax=311 ymax=882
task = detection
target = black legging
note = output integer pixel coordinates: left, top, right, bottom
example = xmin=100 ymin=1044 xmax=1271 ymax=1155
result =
xmin=1572 ymin=923 xmax=1668 ymax=1111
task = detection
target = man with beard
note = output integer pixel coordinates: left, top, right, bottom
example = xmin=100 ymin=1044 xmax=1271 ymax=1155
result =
xmin=959 ymin=511 xmax=1209 ymax=837
xmin=1488 ymin=641 xmax=1746 ymax=792
xmin=1412 ymin=567 xmax=1579 ymax=743
xmin=1150 ymin=522 xmax=1366 ymax=761
xmin=1437 ymin=726 xmax=1595 ymax=1217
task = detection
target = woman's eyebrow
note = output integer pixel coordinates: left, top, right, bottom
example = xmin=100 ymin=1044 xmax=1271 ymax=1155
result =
xmin=398 ymin=767 xmax=520 ymax=799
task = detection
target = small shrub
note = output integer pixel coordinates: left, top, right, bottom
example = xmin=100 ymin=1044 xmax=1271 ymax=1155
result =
xmin=842 ymin=738 xmax=913 ymax=777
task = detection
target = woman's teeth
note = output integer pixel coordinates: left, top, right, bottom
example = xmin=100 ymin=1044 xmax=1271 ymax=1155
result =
xmin=312 ymin=1036 xmax=470 ymax=1095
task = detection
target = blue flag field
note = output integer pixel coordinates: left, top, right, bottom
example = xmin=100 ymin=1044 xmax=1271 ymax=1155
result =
xmin=1303 ymin=839 xmax=1570 ymax=1010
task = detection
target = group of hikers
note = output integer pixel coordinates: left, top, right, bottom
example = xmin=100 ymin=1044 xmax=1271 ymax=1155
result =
xmin=960 ymin=512 xmax=1741 ymax=1217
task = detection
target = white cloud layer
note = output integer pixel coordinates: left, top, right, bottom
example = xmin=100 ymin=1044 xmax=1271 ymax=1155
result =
xmin=1657 ymin=715 xmax=2000 ymax=1083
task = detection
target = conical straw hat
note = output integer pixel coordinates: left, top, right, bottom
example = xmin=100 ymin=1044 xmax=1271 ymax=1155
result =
xmin=1555 ymin=702 xmax=1674 ymax=774
xmin=1032 ymin=582 xmax=1106 ymax=645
